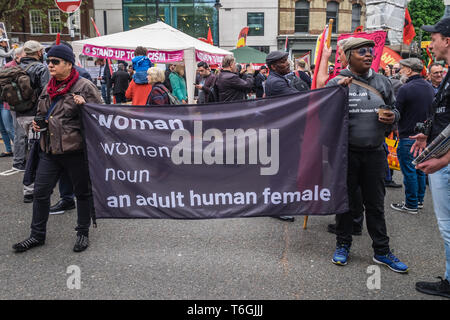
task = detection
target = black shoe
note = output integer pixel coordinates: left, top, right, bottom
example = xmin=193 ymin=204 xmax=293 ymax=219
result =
xmin=12 ymin=237 xmax=44 ymax=253
xmin=0 ymin=152 xmax=13 ymax=157
xmin=327 ymin=223 xmax=362 ymax=236
xmin=385 ymin=181 xmax=402 ymax=188
xmin=23 ymin=195 xmax=33 ymax=203
xmin=50 ymin=199 xmax=76 ymax=215
xmin=416 ymin=277 xmax=450 ymax=299
xmin=272 ymin=216 xmax=295 ymax=222
xmin=73 ymin=235 xmax=89 ymax=252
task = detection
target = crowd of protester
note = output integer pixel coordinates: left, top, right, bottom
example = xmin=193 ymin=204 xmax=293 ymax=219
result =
xmin=0 ymin=17 xmax=449 ymax=299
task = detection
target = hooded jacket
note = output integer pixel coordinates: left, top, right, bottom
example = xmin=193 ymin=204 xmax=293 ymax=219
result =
xmin=326 ymin=68 xmax=400 ymax=149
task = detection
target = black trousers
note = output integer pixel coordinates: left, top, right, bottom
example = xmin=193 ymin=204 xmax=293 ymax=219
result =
xmin=114 ymin=92 xmax=127 ymax=104
xmin=336 ymin=148 xmax=390 ymax=255
xmin=31 ymin=151 xmax=93 ymax=241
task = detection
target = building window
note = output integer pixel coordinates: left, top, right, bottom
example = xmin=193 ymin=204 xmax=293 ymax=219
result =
xmin=295 ymin=1 xmax=309 ymax=33
xmin=247 ymin=12 xmax=264 ymax=36
xmin=122 ymin=0 xmax=218 ymax=44
xmin=352 ymin=4 xmax=361 ymax=32
xmin=30 ymin=10 xmax=43 ymax=34
xmin=326 ymin=1 xmax=339 ymax=33
xmin=48 ymin=9 xmax=62 ymax=34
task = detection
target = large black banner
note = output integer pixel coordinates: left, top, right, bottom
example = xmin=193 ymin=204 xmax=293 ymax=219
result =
xmin=81 ymin=86 xmax=349 ymax=219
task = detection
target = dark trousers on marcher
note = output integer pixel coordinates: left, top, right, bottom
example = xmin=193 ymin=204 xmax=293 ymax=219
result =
xmin=336 ymin=148 xmax=390 ymax=255
xmin=58 ymin=170 xmax=75 ymax=201
xmin=31 ymin=151 xmax=93 ymax=241
xmin=114 ymin=92 xmax=127 ymax=104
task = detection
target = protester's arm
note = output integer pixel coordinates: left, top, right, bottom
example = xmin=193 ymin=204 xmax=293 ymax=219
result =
xmin=409 ymin=133 xmax=428 ymax=157
xmin=0 ymin=48 xmax=14 ymax=58
xmin=230 ymin=73 xmax=254 ymax=92
xmin=315 ymin=45 xmax=332 ymax=89
xmin=416 ymin=149 xmax=450 ymax=174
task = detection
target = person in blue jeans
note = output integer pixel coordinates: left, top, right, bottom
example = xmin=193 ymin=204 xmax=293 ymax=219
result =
xmin=0 ymin=101 xmax=15 ymax=157
xmin=389 ymin=58 xmax=434 ymax=214
xmin=412 ymin=18 xmax=450 ymax=299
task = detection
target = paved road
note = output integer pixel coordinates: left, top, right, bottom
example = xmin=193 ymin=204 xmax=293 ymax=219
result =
xmin=0 ymin=144 xmax=446 ymax=300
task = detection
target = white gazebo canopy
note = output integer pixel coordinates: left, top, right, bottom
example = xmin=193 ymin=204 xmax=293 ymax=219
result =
xmin=72 ymin=21 xmax=232 ymax=103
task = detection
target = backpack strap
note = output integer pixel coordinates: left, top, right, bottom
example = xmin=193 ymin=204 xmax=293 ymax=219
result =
xmin=23 ymin=61 xmax=40 ymax=73
xmin=335 ymin=75 xmax=384 ymax=100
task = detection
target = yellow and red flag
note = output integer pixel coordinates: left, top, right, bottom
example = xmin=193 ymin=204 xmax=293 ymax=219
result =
xmin=236 ymin=27 xmax=249 ymax=48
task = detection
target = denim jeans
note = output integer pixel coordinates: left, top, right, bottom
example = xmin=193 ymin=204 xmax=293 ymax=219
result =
xmin=397 ymin=138 xmax=426 ymax=209
xmin=0 ymin=103 xmax=14 ymax=153
xmin=428 ymin=165 xmax=450 ymax=280
xmin=101 ymin=84 xmax=111 ymax=104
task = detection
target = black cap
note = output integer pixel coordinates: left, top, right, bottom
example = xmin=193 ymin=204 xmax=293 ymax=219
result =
xmin=421 ymin=17 xmax=450 ymax=36
xmin=266 ymin=51 xmax=289 ymax=66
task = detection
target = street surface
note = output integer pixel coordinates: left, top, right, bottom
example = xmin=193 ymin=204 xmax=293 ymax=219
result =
xmin=0 ymin=144 xmax=446 ymax=300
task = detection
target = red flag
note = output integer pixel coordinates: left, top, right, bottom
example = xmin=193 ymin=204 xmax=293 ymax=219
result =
xmin=403 ymin=8 xmax=416 ymax=45
xmin=354 ymin=26 xmax=363 ymax=33
xmin=207 ymin=27 xmax=213 ymax=45
xmin=56 ymin=33 xmax=61 ymax=45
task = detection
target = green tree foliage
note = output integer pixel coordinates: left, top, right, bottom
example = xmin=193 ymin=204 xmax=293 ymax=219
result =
xmin=0 ymin=0 xmax=56 ymax=21
xmin=409 ymin=0 xmax=445 ymax=42
xmin=408 ymin=0 xmax=445 ymax=62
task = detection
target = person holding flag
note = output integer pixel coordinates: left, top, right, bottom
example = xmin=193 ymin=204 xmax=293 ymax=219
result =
xmin=326 ymin=38 xmax=408 ymax=273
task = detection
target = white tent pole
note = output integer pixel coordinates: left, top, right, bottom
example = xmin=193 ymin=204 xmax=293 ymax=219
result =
xmin=184 ymin=49 xmax=196 ymax=104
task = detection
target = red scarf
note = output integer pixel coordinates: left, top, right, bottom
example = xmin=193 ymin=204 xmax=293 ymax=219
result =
xmin=47 ymin=68 xmax=80 ymax=100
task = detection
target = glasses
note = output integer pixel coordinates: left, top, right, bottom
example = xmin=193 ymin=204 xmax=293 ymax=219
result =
xmin=46 ymin=58 xmax=62 ymax=66
xmin=354 ymin=47 xmax=373 ymax=56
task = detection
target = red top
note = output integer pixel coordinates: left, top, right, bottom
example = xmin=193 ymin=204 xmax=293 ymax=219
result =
xmin=125 ymin=80 xmax=152 ymax=105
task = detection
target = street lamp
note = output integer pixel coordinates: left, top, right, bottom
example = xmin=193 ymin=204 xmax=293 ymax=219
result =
xmin=214 ymin=0 xmax=222 ymax=46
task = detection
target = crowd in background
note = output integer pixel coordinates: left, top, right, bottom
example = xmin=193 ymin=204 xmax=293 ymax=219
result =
xmin=0 ymin=19 xmax=449 ymax=299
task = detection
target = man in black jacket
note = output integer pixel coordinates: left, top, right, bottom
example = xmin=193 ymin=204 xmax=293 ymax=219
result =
xmin=195 ymin=61 xmax=217 ymax=103
xmin=254 ymin=66 xmax=267 ymax=98
xmin=111 ymin=63 xmax=131 ymax=103
xmin=216 ymin=55 xmax=254 ymax=102
xmin=264 ymin=51 xmax=298 ymax=222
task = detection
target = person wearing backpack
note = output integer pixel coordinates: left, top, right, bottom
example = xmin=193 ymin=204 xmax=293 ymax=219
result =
xmin=146 ymin=67 xmax=170 ymax=105
xmin=12 ymin=44 xmax=102 ymax=253
xmin=10 ymin=41 xmax=49 ymax=202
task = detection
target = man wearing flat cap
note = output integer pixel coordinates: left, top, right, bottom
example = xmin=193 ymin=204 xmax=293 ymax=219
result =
xmin=411 ymin=17 xmax=450 ymax=299
xmin=390 ymin=58 xmax=434 ymax=215
xmin=264 ymin=51 xmax=298 ymax=223
xmin=326 ymin=37 xmax=409 ymax=273
xmin=264 ymin=51 xmax=298 ymax=97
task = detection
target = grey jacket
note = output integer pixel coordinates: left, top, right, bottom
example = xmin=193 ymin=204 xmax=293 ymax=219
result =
xmin=18 ymin=57 xmax=50 ymax=117
xmin=0 ymin=46 xmax=14 ymax=66
xmin=327 ymin=68 xmax=399 ymax=149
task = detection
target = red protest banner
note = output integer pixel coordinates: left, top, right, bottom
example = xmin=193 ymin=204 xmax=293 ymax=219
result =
xmin=333 ymin=30 xmax=387 ymax=76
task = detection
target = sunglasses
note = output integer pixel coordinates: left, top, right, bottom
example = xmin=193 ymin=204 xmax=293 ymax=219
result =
xmin=46 ymin=58 xmax=63 ymax=66
xmin=354 ymin=47 xmax=373 ymax=56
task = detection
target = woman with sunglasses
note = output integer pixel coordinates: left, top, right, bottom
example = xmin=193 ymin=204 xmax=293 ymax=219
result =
xmin=326 ymin=38 xmax=408 ymax=273
xmin=12 ymin=45 xmax=102 ymax=253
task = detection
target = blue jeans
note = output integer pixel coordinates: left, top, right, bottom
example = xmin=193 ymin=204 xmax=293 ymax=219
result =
xmin=397 ymin=138 xmax=426 ymax=209
xmin=101 ymin=84 xmax=111 ymax=104
xmin=428 ymin=165 xmax=450 ymax=280
xmin=0 ymin=103 xmax=14 ymax=153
